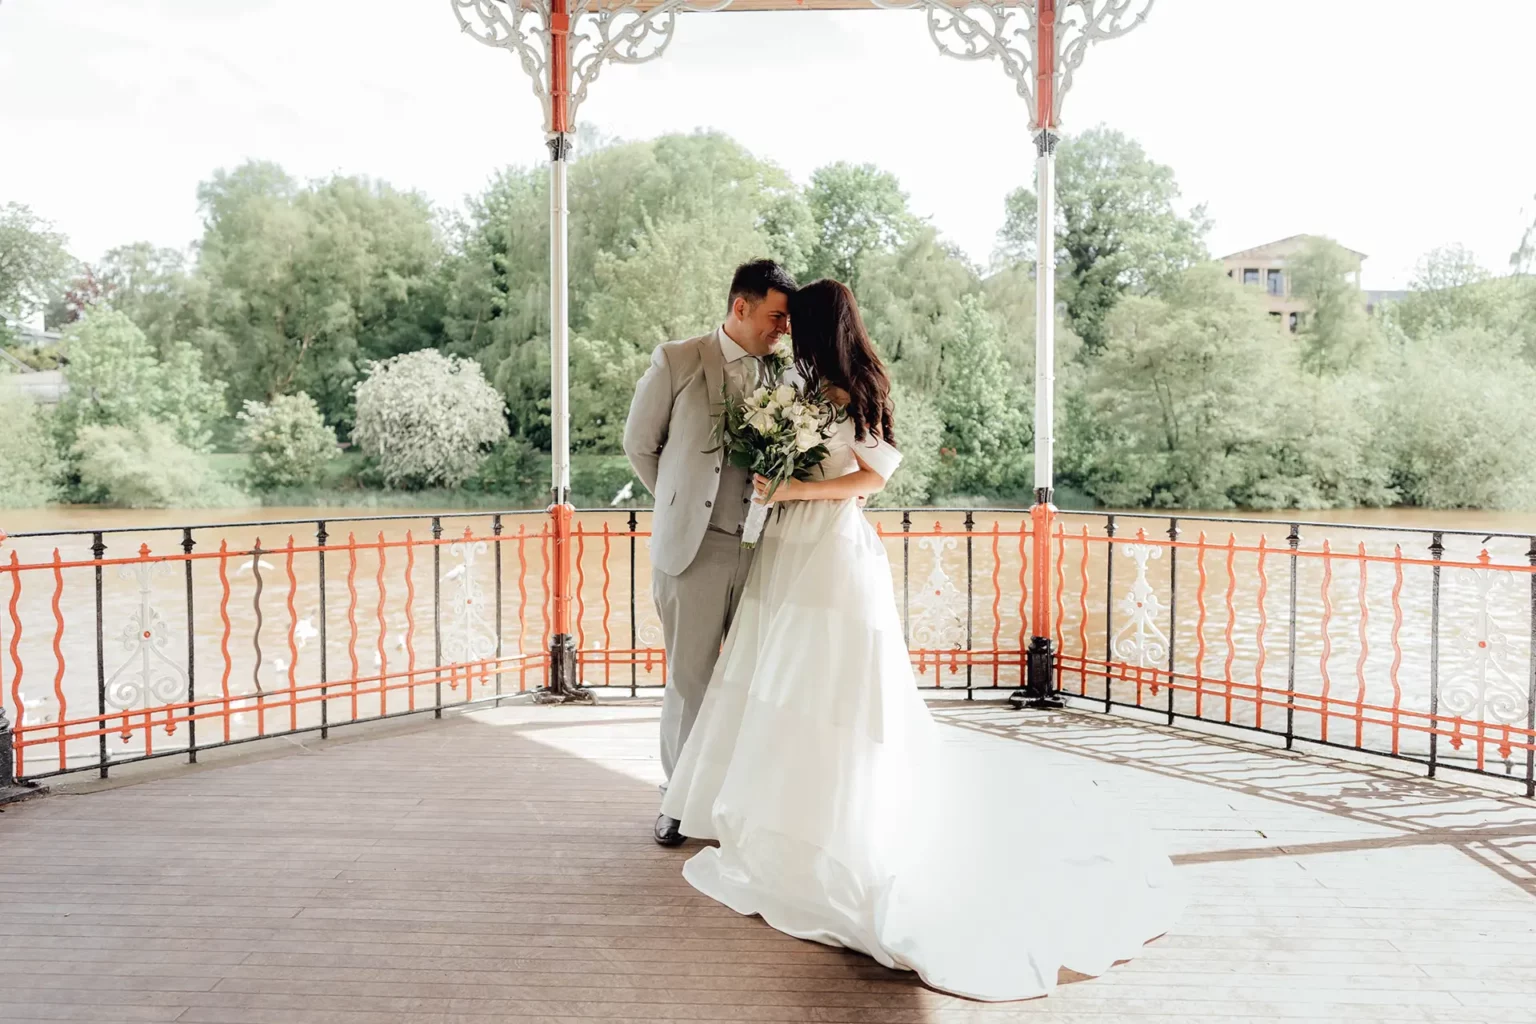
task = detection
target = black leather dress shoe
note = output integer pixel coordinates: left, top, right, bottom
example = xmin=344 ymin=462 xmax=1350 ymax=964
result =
xmin=654 ymin=813 xmax=685 ymax=847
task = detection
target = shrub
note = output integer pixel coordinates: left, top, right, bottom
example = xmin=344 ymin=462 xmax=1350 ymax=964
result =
xmin=54 ymin=310 xmax=226 ymax=451
xmin=464 ymin=436 xmax=546 ymax=500
xmin=72 ymin=420 xmax=243 ymax=509
xmin=0 ymin=385 xmax=64 ymax=507
xmin=352 ymin=349 xmax=508 ymax=490
xmin=237 ymin=393 xmax=336 ymax=490
xmin=571 ymin=455 xmax=641 ymax=508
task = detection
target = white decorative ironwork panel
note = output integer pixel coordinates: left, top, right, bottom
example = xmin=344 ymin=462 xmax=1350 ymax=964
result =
xmin=909 ymin=536 xmax=966 ymax=651
xmin=1444 ymin=558 xmax=1528 ymax=728
xmin=103 ymin=557 xmax=187 ymax=723
xmin=1112 ymin=543 xmax=1168 ymax=668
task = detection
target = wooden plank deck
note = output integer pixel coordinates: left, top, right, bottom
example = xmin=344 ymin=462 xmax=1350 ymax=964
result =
xmin=2 ymin=700 xmax=1535 ymax=1024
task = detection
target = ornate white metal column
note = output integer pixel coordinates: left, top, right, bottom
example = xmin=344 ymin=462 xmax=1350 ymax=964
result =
xmin=453 ymin=0 xmax=697 ymax=700
xmin=915 ymin=0 xmax=1154 ymax=707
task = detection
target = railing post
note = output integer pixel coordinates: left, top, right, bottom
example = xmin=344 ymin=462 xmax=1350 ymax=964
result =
xmin=93 ymin=532 xmax=107 ymax=779
xmin=1104 ymin=514 xmax=1116 ymax=712
xmin=1286 ymin=524 xmax=1300 ymax=750
xmin=901 ymin=510 xmax=912 ymax=647
xmin=183 ymin=528 xmax=197 ymax=764
xmin=0 ymin=704 xmax=44 ymax=805
xmin=1428 ymin=532 xmax=1444 ymax=779
xmin=1012 ymin=498 xmax=1062 ymax=710
xmin=432 ymin=517 xmax=443 ymax=719
xmin=628 ymin=509 xmax=638 ymax=699
xmin=493 ymin=514 xmax=505 ymax=705
xmin=1166 ymin=517 xmax=1179 ymax=726
xmin=1526 ymin=536 xmax=1535 ymax=799
xmin=317 ymin=521 xmax=329 ymax=740
xmin=964 ymin=510 xmax=974 ymax=701
xmin=539 ymin=503 xmax=591 ymax=704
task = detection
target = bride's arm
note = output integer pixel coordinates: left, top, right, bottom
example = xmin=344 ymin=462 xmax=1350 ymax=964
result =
xmin=754 ymin=451 xmax=887 ymax=503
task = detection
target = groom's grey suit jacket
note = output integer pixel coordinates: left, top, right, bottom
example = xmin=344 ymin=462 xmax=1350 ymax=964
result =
xmin=623 ymin=331 xmax=739 ymax=578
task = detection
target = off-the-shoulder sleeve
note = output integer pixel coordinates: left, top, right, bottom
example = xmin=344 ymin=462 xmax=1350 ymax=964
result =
xmin=856 ymin=434 xmax=903 ymax=481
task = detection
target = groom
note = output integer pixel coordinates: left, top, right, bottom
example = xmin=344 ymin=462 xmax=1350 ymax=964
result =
xmin=623 ymin=259 xmax=797 ymax=847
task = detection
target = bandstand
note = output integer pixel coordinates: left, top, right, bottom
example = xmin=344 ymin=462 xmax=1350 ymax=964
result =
xmin=448 ymin=0 xmax=1157 ymax=706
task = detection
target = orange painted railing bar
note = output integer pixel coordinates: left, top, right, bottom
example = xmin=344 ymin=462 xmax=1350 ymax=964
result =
xmin=6 ymin=551 xmax=23 ymax=777
xmin=404 ymin=530 xmax=417 ymax=712
xmin=375 ymin=531 xmax=388 ymax=718
xmin=1389 ymin=544 xmax=1405 ymax=755
xmin=1194 ymin=532 xmax=1209 ymax=719
xmin=285 ymin=537 xmax=299 ymax=733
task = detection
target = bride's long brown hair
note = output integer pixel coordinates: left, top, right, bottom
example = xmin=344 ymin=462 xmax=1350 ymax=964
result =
xmin=788 ymin=279 xmax=896 ymax=446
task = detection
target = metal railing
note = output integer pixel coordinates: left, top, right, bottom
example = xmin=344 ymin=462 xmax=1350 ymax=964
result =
xmin=2 ymin=506 xmax=1533 ymax=795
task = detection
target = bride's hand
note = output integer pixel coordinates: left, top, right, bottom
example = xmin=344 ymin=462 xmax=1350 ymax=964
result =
xmin=754 ymin=474 xmax=801 ymax=502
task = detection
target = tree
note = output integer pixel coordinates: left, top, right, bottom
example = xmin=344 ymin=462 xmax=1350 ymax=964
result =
xmin=236 ymin=393 xmax=337 ymax=490
xmin=1062 ymin=264 xmax=1276 ymax=509
xmin=931 ymin=296 xmax=1031 ymax=497
xmin=873 ymin=381 xmax=944 ymax=507
xmin=352 ymin=349 xmax=509 ymax=490
xmin=804 ymin=162 xmax=919 ymax=287
xmin=1287 ymin=236 xmax=1372 ymax=375
xmin=193 ymin=162 xmax=447 ymax=427
xmin=1375 ymin=328 xmax=1536 ymax=509
xmin=443 ymin=132 xmax=812 ymax=447
xmin=1232 ymin=372 xmax=1395 ymax=510
xmin=54 ymin=310 xmax=227 ymax=452
xmin=856 ymin=228 xmax=980 ymax=392
xmin=996 ymin=126 xmax=1209 ymax=351
xmin=1514 ymin=193 xmax=1536 ymax=274
xmin=89 ymin=243 xmax=205 ymax=355
xmin=0 ymin=387 xmax=64 ymax=507
xmin=0 ymin=203 xmax=73 ymax=329
xmin=1392 ymin=244 xmax=1536 ymax=349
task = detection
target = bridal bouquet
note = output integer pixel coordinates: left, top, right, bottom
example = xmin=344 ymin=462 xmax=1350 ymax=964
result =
xmin=710 ymin=349 xmax=841 ymax=547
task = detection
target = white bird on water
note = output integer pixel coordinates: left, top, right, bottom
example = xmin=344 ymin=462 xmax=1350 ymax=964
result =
xmin=611 ymin=480 xmax=635 ymax=507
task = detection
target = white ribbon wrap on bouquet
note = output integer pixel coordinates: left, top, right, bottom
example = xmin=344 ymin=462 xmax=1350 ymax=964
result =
xmin=741 ymin=494 xmax=772 ymax=547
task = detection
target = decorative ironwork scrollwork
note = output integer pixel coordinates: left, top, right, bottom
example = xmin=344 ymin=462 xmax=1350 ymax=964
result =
xmin=448 ymin=534 xmax=496 ymax=666
xmin=1444 ymin=556 xmax=1527 ymax=730
xmin=451 ymin=0 xmax=553 ymax=131
xmin=454 ymin=0 xmax=1153 ymax=135
xmin=909 ymin=536 xmax=967 ymax=651
xmin=1112 ymin=543 xmax=1168 ymax=668
xmin=104 ymin=555 xmax=188 ymax=726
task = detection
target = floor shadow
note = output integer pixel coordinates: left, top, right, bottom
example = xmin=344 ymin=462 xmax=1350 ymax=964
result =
xmin=934 ymin=701 xmax=1536 ymax=899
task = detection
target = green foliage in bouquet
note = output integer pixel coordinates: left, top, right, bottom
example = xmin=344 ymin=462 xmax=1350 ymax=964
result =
xmin=710 ymin=383 xmax=837 ymax=500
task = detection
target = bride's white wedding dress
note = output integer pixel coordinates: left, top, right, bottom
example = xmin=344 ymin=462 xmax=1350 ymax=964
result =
xmin=660 ymin=418 xmax=1181 ymax=1002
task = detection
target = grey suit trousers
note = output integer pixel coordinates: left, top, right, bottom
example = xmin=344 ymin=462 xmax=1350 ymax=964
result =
xmin=653 ymin=528 xmax=755 ymax=791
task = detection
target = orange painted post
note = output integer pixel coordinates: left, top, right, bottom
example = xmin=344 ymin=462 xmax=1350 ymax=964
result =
xmin=542 ymin=503 xmax=588 ymax=701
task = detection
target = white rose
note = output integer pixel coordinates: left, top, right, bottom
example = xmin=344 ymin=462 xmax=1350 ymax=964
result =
xmin=749 ymin=385 xmax=773 ymax=407
xmin=746 ymin=406 xmax=777 ymax=434
xmin=773 ymin=384 xmax=796 ymax=408
xmin=794 ymin=426 xmax=822 ymax=452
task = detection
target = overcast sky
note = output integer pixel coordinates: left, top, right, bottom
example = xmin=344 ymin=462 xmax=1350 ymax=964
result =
xmin=2 ymin=0 xmax=1532 ymax=289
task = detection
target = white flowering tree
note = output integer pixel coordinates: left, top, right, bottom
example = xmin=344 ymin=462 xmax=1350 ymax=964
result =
xmin=352 ymin=349 xmax=509 ymax=490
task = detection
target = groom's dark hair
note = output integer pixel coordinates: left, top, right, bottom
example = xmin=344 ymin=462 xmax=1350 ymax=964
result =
xmin=727 ymin=259 xmax=797 ymax=314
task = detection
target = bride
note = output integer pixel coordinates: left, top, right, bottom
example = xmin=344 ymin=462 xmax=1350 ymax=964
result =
xmin=659 ymin=278 xmax=1181 ymax=1002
